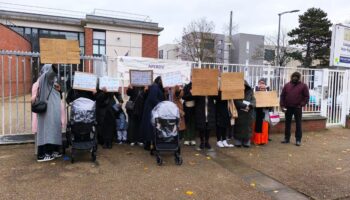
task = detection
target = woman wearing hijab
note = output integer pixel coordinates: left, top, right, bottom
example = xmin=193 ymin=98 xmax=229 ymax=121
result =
xmin=234 ymin=81 xmax=256 ymax=148
xmin=95 ymin=86 xmax=123 ymax=149
xmin=140 ymin=76 xmax=165 ymax=151
xmin=35 ymin=64 xmax=63 ymax=162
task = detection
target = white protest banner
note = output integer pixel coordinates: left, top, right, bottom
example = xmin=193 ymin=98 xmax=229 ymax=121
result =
xmin=117 ymin=56 xmax=192 ymax=85
xmin=73 ymin=72 xmax=97 ymax=92
xmin=99 ymin=76 xmax=120 ymax=92
xmin=129 ymin=70 xmax=153 ymax=86
xmin=161 ymin=71 xmax=182 ymax=87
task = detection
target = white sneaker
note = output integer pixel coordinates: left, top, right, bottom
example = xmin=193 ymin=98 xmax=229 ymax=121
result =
xmin=184 ymin=141 xmax=190 ymax=145
xmin=217 ymin=141 xmax=224 ymax=148
xmin=222 ymin=140 xmax=234 ymax=147
xmin=190 ymin=140 xmax=196 ymax=146
xmin=52 ymin=152 xmax=62 ymax=158
xmin=130 ymin=142 xmax=135 ymax=146
xmin=137 ymin=142 xmax=144 ymax=147
xmin=37 ymin=154 xmax=55 ymax=162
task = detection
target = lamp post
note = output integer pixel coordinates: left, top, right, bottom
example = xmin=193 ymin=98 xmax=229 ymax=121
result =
xmin=276 ymin=9 xmax=300 ymax=66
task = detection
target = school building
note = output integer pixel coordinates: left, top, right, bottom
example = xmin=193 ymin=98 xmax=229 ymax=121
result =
xmin=0 ymin=8 xmax=163 ymax=97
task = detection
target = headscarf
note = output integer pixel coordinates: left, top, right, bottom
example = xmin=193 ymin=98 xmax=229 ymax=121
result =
xmin=154 ymin=76 xmax=163 ymax=90
xmin=39 ymin=64 xmax=52 ymax=76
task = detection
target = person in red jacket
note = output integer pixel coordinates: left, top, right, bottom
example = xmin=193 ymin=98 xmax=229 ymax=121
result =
xmin=280 ymin=72 xmax=310 ymax=146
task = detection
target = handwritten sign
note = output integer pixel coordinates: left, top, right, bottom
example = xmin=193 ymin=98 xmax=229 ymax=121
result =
xmin=221 ymin=72 xmax=245 ymax=100
xmin=130 ymin=70 xmax=153 ymax=86
xmin=161 ymin=71 xmax=182 ymax=87
xmin=40 ymin=38 xmax=80 ymax=64
xmin=192 ymin=68 xmax=219 ymax=96
xmin=73 ymin=72 xmax=97 ymax=92
xmin=99 ymin=76 xmax=120 ymax=92
xmin=255 ymin=91 xmax=280 ymax=107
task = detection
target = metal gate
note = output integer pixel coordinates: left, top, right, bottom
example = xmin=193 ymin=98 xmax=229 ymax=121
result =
xmin=0 ymin=50 xmax=104 ymax=138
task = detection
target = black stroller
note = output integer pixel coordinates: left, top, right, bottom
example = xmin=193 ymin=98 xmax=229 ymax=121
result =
xmin=66 ymin=97 xmax=97 ymax=163
xmin=151 ymin=101 xmax=183 ymax=166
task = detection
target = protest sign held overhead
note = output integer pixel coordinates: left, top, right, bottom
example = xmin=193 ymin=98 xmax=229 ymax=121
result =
xmin=99 ymin=76 xmax=120 ymax=92
xmin=73 ymin=72 xmax=98 ymax=92
xmin=129 ymin=70 xmax=153 ymax=86
xmin=161 ymin=71 xmax=183 ymax=87
xmin=40 ymin=38 xmax=80 ymax=64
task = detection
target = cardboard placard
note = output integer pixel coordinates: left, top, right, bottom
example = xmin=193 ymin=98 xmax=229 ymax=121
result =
xmin=255 ymin=91 xmax=280 ymax=108
xmin=40 ymin=38 xmax=80 ymax=64
xmin=222 ymin=89 xmax=245 ymax=100
xmin=129 ymin=70 xmax=153 ymax=86
xmin=220 ymin=72 xmax=245 ymax=100
xmin=192 ymin=68 xmax=219 ymax=96
xmin=99 ymin=76 xmax=120 ymax=92
xmin=161 ymin=71 xmax=182 ymax=87
xmin=73 ymin=72 xmax=97 ymax=92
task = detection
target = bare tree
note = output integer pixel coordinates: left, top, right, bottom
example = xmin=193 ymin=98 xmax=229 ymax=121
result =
xmin=178 ymin=18 xmax=217 ymax=62
xmin=265 ymin=29 xmax=294 ymax=66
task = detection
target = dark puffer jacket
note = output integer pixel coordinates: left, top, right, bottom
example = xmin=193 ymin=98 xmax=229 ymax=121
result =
xmin=194 ymin=96 xmax=217 ymax=130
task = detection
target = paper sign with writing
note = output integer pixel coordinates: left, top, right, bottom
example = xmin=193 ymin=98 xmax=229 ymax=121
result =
xmin=40 ymin=38 xmax=80 ymax=64
xmin=161 ymin=71 xmax=183 ymax=87
xmin=73 ymin=72 xmax=97 ymax=92
xmin=255 ymin=91 xmax=280 ymax=107
xmin=130 ymin=70 xmax=153 ymax=86
xmin=192 ymin=68 xmax=219 ymax=96
xmin=99 ymin=76 xmax=120 ymax=92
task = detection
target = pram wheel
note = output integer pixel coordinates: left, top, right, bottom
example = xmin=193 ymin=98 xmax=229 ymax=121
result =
xmin=156 ymin=156 xmax=163 ymax=166
xmin=91 ymin=151 xmax=97 ymax=162
xmin=175 ymin=153 xmax=183 ymax=165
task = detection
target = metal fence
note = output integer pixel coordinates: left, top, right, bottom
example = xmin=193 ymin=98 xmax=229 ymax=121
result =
xmin=0 ymin=50 xmax=103 ymax=136
xmin=1 ymin=51 xmax=349 ymax=138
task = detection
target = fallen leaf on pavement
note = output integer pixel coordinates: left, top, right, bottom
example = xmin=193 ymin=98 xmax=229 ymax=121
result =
xmin=186 ymin=191 xmax=194 ymax=196
xmin=195 ymin=154 xmax=200 ymax=156
xmin=250 ymin=183 xmax=256 ymax=187
xmin=336 ymin=167 xmax=342 ymax=170
xmin=273 ymin=190 xmax=279 ymax=193
xmin=206 ymin=156 xmax=211 ymax=160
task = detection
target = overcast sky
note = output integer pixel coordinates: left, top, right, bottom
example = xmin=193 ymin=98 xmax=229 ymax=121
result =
xmin=1 ymin=0 xmax=349 ymax=45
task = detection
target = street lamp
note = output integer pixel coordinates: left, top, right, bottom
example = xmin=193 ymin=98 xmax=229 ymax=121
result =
xmin=276 ymin=9 xmax=300 ymax=66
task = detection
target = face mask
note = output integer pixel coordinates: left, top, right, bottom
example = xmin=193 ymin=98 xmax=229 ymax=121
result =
xmin=292 ymin=77 xmax=299 ymax=83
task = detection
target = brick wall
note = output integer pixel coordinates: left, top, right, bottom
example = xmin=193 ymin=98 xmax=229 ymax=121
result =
xmin=270 ymin=116 xmax=327 ymax=134
xmin=83 ymin=28 xmax=94 ymax=72
xmin=142 ymin=34 xmax=158 ymax=58
xmin=0 ymin=24 xmax=32 ymax=97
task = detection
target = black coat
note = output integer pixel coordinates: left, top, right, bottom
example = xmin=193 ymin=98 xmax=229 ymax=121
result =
xmin=216 ymin=96 xmax=230 ymax=128
xmin=95 ymin=91 xmax=123 ymax=142
xmin=126 ymin=87 xmax=145 ymax=117
xmin=194 ymin=96 xmax=216 ymax=130
xmin=140 ymin=83 xmax=164 ymax=142
xmin=234 ymin=83 xmax=256 ymax=140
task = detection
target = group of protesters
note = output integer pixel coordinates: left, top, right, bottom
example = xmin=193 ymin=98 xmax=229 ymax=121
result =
xmin=32 ymin=64 xmax=310 ymax=162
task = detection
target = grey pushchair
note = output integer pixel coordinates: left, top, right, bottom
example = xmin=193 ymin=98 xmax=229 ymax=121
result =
xmin=151 ymin=101 xmax=183 ymax=166
xmin=66 ymin=97 xmax=97 ymax=163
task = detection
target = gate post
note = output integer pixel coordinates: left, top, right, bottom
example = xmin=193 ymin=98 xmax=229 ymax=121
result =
xmin=341 ymin=70 xmax=350 ymax=127
xmin=320 ymin=68 xmax=329 ymax=118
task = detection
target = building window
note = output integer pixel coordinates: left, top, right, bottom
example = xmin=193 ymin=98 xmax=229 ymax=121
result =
xmin=159 ymin=50 xmax=163 ymax=59
xmin=93 ymin=31 xmax=106 ymax=56
xmin=218 ymin=40 xmax=223 ymax=45
xmin=217 ymin=49 xmax=222 ymax=54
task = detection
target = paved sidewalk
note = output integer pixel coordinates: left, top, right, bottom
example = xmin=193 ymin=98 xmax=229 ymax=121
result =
xmin=0 ymin=128 xmax=349 ymax=200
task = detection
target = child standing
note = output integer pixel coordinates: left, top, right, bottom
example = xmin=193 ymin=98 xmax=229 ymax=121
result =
xmin=113 ymin=104 xmax=128 ymax=144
